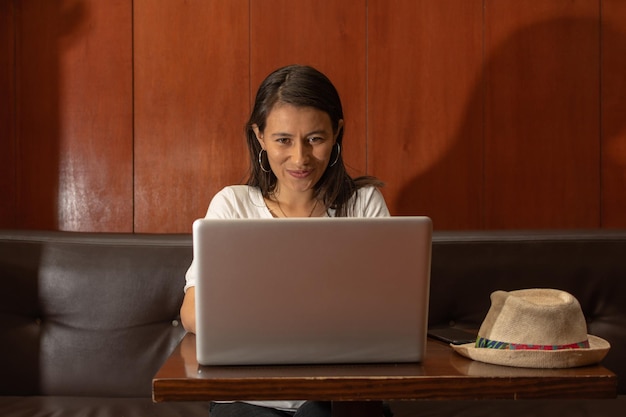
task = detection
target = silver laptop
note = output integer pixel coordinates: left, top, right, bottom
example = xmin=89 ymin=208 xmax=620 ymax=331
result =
xmin=193 ymin=216 xmax=432 ymax=366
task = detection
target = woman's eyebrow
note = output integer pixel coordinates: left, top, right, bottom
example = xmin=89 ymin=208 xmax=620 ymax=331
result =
xmin=270 ymin=129 xmax=328 ymax=138
xmin=305 ymin=129 xmax=328 ymax=136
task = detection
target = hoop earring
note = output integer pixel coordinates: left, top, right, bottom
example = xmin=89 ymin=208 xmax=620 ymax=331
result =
xmin=258 ymin=149 xmax=271 ymax=173
xmin=329 ymin=143 xmax=341 ymax=167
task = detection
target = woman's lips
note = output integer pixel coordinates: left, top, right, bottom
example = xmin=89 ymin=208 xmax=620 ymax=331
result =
xmin=288 ymin=169 xmax=312 ymax=179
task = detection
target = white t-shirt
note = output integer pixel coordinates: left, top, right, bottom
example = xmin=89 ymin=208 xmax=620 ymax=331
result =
xmin=204 ymin=184 xmax=389 ymax=219
xmin=184 ymin=184 xmax=389 ymax=412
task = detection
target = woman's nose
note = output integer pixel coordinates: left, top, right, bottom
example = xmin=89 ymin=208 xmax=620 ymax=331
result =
xmin=292 ymin=141 xmax=312 ymax=164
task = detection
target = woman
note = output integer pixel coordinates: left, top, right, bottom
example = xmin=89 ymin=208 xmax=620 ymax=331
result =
xmin=181 ymin=65 xmax=390 ymax=417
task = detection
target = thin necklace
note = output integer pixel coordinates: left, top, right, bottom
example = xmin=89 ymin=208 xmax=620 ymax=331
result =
xmin=276 ymin=199 xmax=318 ymax=218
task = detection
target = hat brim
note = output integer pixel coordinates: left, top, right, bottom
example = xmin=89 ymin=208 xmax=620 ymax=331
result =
xmin=451 ymin=335 xmax=611 ymax=368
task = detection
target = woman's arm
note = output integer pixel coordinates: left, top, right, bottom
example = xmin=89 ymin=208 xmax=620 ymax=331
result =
xmin=180 ymin=187 xmax=253 ymax=335
xmin=180 ymin=287 xmax=196 ymax=334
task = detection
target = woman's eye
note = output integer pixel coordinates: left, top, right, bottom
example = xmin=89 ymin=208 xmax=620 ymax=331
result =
xmin=308 ymin=136 xmax=323 ymax=143
xmin=276 ymin=137 xmax=290 ymax=144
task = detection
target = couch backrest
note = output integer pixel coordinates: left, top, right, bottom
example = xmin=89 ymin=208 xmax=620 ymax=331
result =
xmin=0 ymin=231 xmax=192 ymax=397
xmin=2 ymin=230 xmax=625 ymax=397
xmin=428 ymin=230 xmax=626 ymax=395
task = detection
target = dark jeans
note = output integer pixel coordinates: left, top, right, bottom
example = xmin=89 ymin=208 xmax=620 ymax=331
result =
xmin=209 ymin=401 xmax=331 ymax=417
xmin=209 ymin=401 xmax=393 ymax=417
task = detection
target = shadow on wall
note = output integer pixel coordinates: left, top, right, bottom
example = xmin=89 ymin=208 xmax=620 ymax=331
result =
xmin=396 ymin=17 xmax=626 ymax=230
xmin=1 ymin=0 xmax=86 ymax=229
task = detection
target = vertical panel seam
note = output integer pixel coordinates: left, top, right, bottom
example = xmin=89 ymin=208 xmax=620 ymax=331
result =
xmin=12 ymin=0 xmax=20 ymax=227
xmin=481 ymin=0 xmax=486 ymax=229
xmin=598 ymin=0 xmax=603 ymax=228
xmin=131 ymin=0 xmax=136 ymax=233
xmin=249 ymin=0 xmax=252 ymax=115
xmin=365 ymin=0 xmax=369 ymax=175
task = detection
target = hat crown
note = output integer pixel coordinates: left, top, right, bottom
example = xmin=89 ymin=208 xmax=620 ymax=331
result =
xmin=478 ymin=289 xmax=588 ymax=346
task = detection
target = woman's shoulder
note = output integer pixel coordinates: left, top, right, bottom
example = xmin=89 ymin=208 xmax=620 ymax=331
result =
xmin=207 ymin=185 xmax=268 ymax=218
xmin=354 ymin=184 xmax=386 ymax=204
xmin=355 ymin=184 xmax=382 ymax=197
xmin=348 ymin=185 xmax=390 ymax=217
xmin=216 ymin=185 xmax=260 ymax=199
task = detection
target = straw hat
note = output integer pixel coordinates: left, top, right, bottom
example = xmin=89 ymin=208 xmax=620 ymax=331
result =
xmin=451 ymin=289 xmax=610 ymax=368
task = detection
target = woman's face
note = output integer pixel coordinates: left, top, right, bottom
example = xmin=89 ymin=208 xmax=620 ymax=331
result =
xmin=254 ymin=103 xmax=343 ymax=196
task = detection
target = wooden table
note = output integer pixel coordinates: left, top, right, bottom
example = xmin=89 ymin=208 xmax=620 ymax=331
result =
xmin=153 ymin=334 xmax=617 ymax=416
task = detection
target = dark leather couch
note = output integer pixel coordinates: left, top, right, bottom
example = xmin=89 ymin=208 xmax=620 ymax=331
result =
xmin=1 ymin=229 xmax=624 ymax=416
xmin=0 ymin=230 xmax=209 ymax=416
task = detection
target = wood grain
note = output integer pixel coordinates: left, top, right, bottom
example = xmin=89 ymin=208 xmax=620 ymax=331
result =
xmin=14 ymin=0 xmax=133 ymax=231
xmin=13 ymin=0 xmax=65 ymax=229
xmin=484 ymin=0 xmax=600 ymax=228
xmin=3 ymin=1 xmax=625 ymax=231
xmin=134 ymin=0 xmax=249 ymax=232
xmin=0 ymin=1 xmax=16 ymax=228
xmin=368 ymin=0 xmax=484 ymax=228
xmin=601 ymin=0 xmax=626 ymax=228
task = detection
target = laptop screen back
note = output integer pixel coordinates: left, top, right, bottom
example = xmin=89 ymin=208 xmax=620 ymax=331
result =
xmin=193 ymin=216 xmax=432 ymax=366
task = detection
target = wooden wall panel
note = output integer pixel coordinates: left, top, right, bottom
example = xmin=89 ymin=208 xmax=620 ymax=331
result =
xmin=3 ymin=1 xmax=625 ymax=232
xmin=601 ymin=0 xmax=626 ymax=228
xmin=134 ymin=0 xmax=249 ymax=233
xmin=250 ymin=0 xmax=367 ymax=177
xmin=13 ymin=0 xmax=133 ymax=231
xmin=57 ymin=0 xmax=133 ymax=231
xmin=368 ymin=0 xmax=484 ymax=229
xmin=0 ymin=1 xmax=16 ymax=228
xmin=484 ymin=0 xmax=600 ymax=229
xmin=14 ymin=0 xmax=63 ymax=229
